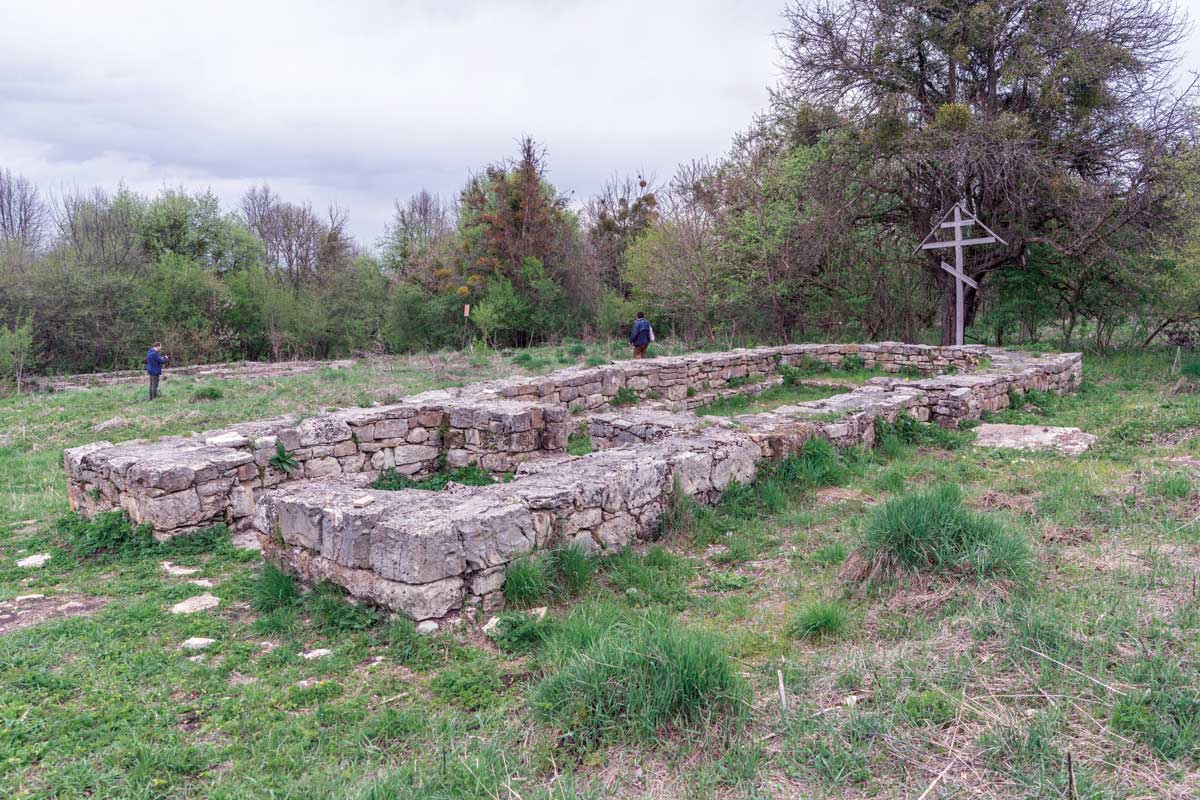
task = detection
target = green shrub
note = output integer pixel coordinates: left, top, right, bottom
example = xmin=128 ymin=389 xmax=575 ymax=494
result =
xmin=269 ymin=442 xmax=299 ymax=475
xmin=842 ymin=355 xmax=866 ymax=372
xmin=503 ymin=555 xmax=552 ymax=607
xmin=189 ymin=384 xmax=224 ymax=402
xmin=308 ymin=583 xmax=380 ymax=632
xmin=532 ymin=614 xmax=747 ymax=749
xmin=430 ymin=659 xmax=503 ymax=710
xmin=566 ymin=429 xmax=594 ymax=456
xmin=612 ymin=386 xmax=638 ymax=406
xmin=856 ymin=483 xmax=1032 ymax=584
xmin=788 ymin=601 xmax=849 ymax=640
xmin=252 ymin=564 xmax=300 ymax=612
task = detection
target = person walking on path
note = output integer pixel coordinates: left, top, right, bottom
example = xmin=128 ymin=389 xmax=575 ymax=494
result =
xmin=629 ymin=312 xmax=653 ymax=359
xmin=146 ymin=342 xmax=169 ymax=400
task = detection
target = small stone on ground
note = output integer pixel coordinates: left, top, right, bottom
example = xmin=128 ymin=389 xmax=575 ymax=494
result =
xmin=230 ymin=529 xmax=262 ymax=551
xmin=189 ymin=578 xmax=215 ymax=588
xmin=170 ymin=593 xmax=220 ymax=615
xmin=161 ymin=561 xmax=200 ymax=577
xmin=16 ymin=553 xmax=51 ymax=569
xmin=416 ymin=620 xmax=439 ymax=635
xmin=973 ymin=423 xmax=1096 ymax=455
xmin=302 ymin=648 xmax=332 ymax=660
xmin=182 ymin=637 xmax=215 ymax=650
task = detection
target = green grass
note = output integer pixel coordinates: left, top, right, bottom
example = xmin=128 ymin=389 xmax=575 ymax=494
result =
xmin=4 ymin=344 xmax=1200 ymax=797
xmin=566 ymin=428 xmax=594 ymax=456
xmin=532 ymin=613 xmax=747 ymax=750
xmin=854 ymin=483 xmax=1033 ymax=585
xmin=695 ymin=382 xmax=842 ymax=416
xmin=788 ymin=600 xmax=849 ymax=640
xmin=371 ymin=462 xmax=497 ymax=491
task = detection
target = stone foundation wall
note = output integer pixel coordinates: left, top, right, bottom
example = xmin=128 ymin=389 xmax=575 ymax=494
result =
xmin=63 ymin=343 xmax=1082 ymax=620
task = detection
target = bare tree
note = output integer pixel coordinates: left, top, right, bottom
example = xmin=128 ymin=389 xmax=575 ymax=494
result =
xmin=240 ymin=184 xmax=354 ymax=289
xmin=378 ymin=190 xmax=454 ymax=279
xmin=52 ymin=185 xmax=146 ymax=274
xmin=583 ymin=173 xmax=659 ymax=296
xmin=0 ymin=169 xmax=47 ymax=251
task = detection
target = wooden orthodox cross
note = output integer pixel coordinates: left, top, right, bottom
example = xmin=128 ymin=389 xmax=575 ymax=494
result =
xmin=917 ymin=202 xmax=1007 ymax=346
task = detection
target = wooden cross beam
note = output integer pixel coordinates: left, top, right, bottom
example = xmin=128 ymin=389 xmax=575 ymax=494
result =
xmin=916 ymin=202 xmax=1007 ymax=346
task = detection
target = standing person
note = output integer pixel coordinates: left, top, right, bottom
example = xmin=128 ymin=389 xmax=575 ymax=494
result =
xmin=146 ymin=342 xmax=169 ymax=400
xmin=629 ymin=312 xmax=653 ymax=359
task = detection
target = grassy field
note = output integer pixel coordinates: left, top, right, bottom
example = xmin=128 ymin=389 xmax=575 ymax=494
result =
xmin=2 ymin=345 xmax=1200 ymax=798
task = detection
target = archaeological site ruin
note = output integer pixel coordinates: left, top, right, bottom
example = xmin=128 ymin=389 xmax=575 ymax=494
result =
xmin=63 ymin=344 xmax=1082 ymax=621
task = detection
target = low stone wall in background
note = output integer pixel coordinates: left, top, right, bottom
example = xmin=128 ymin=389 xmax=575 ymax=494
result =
xmin=63 ymin=343 xmax=1082 ymax=621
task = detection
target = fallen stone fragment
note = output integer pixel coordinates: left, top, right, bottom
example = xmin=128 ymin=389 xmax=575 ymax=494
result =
xmin=169 ymin=593 xmax=220 ymax=615
xmin=973 ymin=423 xmax=1097 ymax=456
xmin=182 ymin=637 xmax=215 ymax=650
xmin=206 ymin=432 xmax=251 ymax=448
xmin=16 ymin=553 xmax=50 ymax=569
xmin=529 ymin=607 xmax=548 ymax=620
xmin=352 ymin=495 xmax=375 ymax=508
xmin=188 ymin=578 xmax=215 ymax=588
xmin=415 ymin=620 xmax=439 ymax=635
xmin=161 ymin=561 xmax=200 ymax=577
xmin=301 ymin=648 xmax=332 ymax=660
xmin=482 ymin=616 xmax=501 ymax=634
xmin=92 ymin=416 xmax=130 ymax=433
xmin=187 ymin=654 xmax=206 ymax=663
xmin=14 ymin=594 xmax=46 ymax=602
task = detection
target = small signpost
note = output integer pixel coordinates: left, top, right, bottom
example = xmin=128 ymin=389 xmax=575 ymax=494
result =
xmin=917 ymin=201 xmax=1006 ymax=346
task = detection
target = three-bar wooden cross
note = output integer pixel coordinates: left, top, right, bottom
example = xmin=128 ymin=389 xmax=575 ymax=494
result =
xmin=917 ymin=202 xmax=1007 ymax=346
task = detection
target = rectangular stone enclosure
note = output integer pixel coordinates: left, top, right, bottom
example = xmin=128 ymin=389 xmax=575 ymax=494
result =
xmin=65 ymin=344 xmax=1081 ymax=620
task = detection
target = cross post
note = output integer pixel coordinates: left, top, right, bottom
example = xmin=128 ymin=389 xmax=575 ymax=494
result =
xmin=916 ymin=202 xmax=1005 ymax=346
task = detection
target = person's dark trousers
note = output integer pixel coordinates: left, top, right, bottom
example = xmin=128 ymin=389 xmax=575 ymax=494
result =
xmin=149 ymin=374 xmax=160 ymax=400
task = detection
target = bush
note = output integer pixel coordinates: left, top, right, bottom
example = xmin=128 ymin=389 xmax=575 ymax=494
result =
xmin=532 ymin=614 xmax=747 ymax=749
xmin=612 ymin=386 xmax=638 ymax=406
xmin=788 ymin=600 xmax=849 ymax=640
xmin=566 ymin=429 xmax=594 ymax=456
xmin=252 ymin=564 xmax=300 ymax=612
xmin=853 ymin=483 xmax=1032 ymax=584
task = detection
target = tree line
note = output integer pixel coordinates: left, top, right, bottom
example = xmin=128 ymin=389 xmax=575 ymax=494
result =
xmin=2 ymin=0 xmax=1199 ymax=384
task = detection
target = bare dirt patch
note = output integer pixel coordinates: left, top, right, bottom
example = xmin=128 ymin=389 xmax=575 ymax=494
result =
xmin=976 ymin=489 xmax=1038 ymax=517
xmin=0 ymin=594 xmax=108 ymax=636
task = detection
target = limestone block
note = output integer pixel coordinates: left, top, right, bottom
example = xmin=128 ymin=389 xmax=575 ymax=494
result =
xmin=456 ymin=501 xmax=536 ymax=571
xmin=595 ymin=512 xmax=638 ymax=549
xmin=304 ymin=457 xmax=342 ymax=479
xmin=296 ymin=416 xmax=352 ymax=447
xmin=138 ymin=489 xmax=205 ymax=530
xmin=393 ymin=445 xmax=440 ymax=466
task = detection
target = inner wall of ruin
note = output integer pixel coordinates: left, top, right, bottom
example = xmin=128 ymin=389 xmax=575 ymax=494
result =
xmin=64 ymin=344 xmax=1082 ymax=620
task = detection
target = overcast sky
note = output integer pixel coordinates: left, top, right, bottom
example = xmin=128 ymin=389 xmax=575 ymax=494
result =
xmin=3 ymin=0 xmax=1199 ymax=247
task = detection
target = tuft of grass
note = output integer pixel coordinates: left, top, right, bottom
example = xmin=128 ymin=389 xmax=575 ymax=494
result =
xmin=584 ymin=355 xmax=607 ymax=367
xmin=788 ymin=600 xmax=849 ymax=640
xmin=502 ymin=555 xmax=551 ymax=607
xmin=488 ymin=610 xmax=557 ymax=655
xmin=252 ymin=563 xmax=300 ymax=612
xmin=776 ymin=437 xmax=846 ymax=489
xmin=546 ymin=544 xmax=595 ymax=595
xmin=1150 ymin=472 xmax=1193 ymax=500
xmin=189 ymin=384 xmax=224 ymax=402
xmin=853 ymin=483 xmax=1032 ymax=585
xmin=55 ymin=510 xmax=158 ymax=560
xmin=308 ymin=582 xmax=381 ymax=632
xmin=1111 ymin=657 xmax=1200 ymax=761
xmin=532 ymin=614 xmax=747 ymax=750
xmin=371 ymin=462 xmax=495 ymax=492
xmin=383 ymin=618 xmax=456 ymax=670
xmin=604 ymin=546 xmax=694 ymax=608
xmin=873 ymin=415 xmax=972 ymax=450
xmin=901 ymin=688 xmax=958 ymax=726
xmin=812 ymin=541 xmax=849 ymax=566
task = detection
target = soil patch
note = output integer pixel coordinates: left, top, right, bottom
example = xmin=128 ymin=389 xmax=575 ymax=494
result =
xmin=0 ymin=594 xmax=108 ymax=636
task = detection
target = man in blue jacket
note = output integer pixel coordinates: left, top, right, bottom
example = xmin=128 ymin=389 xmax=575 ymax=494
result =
xmin=629 ymin=312 xmax=652 ymax=359
xmin=146 ymin=342 xmax=169 ymax=400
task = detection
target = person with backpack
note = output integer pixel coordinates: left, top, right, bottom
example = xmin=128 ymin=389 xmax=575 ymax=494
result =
xmin=629 ymin=312 xmax=654 ymax=359
xmin=146 ymin=342 xmax=169 ymax=400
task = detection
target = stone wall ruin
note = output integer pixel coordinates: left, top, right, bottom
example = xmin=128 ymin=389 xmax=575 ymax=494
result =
xmin=64 ymin=343 xmax=1082 ymax=621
